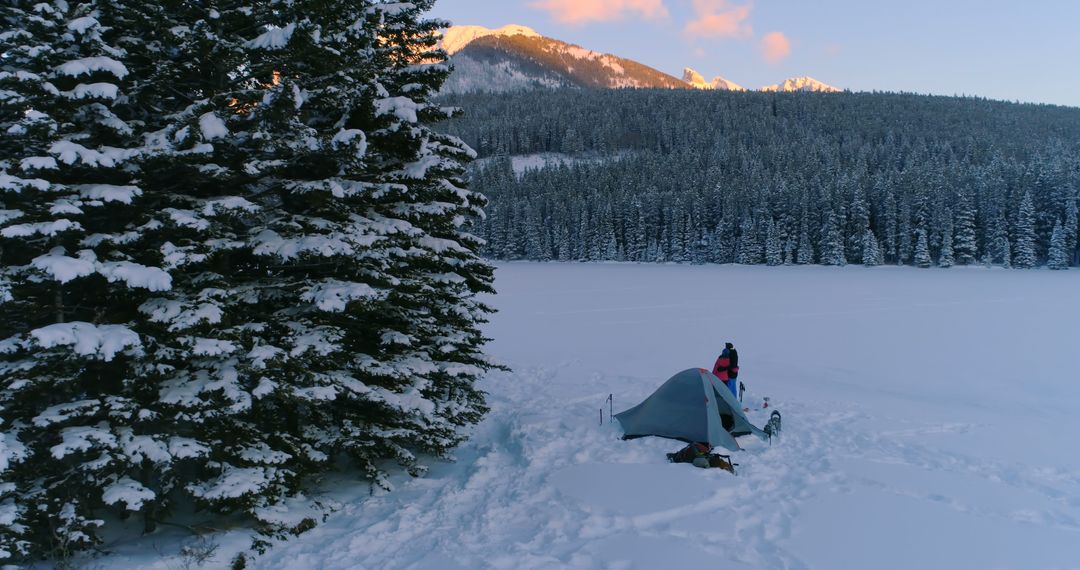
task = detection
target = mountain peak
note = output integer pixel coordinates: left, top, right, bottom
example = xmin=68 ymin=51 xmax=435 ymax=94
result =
xmin=682 ymin=67 xmax=708 ymax=88
xmin=682 ymin=67 xmax=745 ymax=91
xmin=760 ymin=76 xmax=840 ymax=93
xmin=440 ymin=24 xmax=541 ymax=55
xmin=709 ymin=76 xmax=746 ymax=91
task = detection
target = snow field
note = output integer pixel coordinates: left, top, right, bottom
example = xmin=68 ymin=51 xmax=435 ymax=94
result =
xmin=97 ymin=262 xmax=1080 ymax=569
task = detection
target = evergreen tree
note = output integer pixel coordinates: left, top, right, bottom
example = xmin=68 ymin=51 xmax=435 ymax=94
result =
xmin=655 ymin=224 xmax=669 ymax=262
xmin=1013 ymin=191 xmax=1037 ymax=268
xmin=988 ymin=215 xmax=1013 ymax=268
xmin=764 ymin=218 xmax=783 ymax=266
xmin=796 ymin=212 xmax=814 ymax=264
xmin=0 ymin=2 xmax=174 ymax=559
xmin=736 ymin=216 xmax=761 ymax=264
xmin=2 ymin=0 xmax=496 ymax=560
xmin=560 ymin=127 xmax=584 ymax=153
xmin=954 ymin=187 xmax=978 ymax=264
xmin=1064 ymin=196 xmax=1077 ymax=265
xmin=938 ymin=210 xmax=955 ymax=267
xmin=1048 ymin=218 xmax=1069 ymax=270
xmin=914 ymin=229 xmax=932 ymax=267
xmin=669 ymin=212 xmax=686 ymax=263
xmin=898 ymin=198 xmax=913 ymax=265
xmin=882 ymin=190 xmax=898 ymax=263
xmin=847 ymin=186 xmax=870 ymax=263
xmin=862 ymin=229 xmax=883 ymax=267
xmin=820 ymin=213 xmax=846 ymax=266
xmin=939 ymin=230 xmax=955 ymax=268
xmin=627 ymin=200 xmax=646 ymax=261
xmin=555 ymin=223 xmax=572 ymax=261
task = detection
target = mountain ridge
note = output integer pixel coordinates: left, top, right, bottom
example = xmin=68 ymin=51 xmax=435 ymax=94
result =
xmin=760 ymin=76 xmax=841 ymax=93
xmin=439 ymin=24 xmax=841 ymax=94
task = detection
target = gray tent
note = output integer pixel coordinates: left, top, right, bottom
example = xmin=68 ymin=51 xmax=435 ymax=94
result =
xmin=615 ymin=368 xmax=766 ymax=451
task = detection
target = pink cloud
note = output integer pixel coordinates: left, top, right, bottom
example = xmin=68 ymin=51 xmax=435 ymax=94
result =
xmin=530 ymin=0 xmax=669 ymax=24
xmin=684 ymin=0 xmax=753 ymax=39
xmin=760 ymin=31 xmax=791 ymax=64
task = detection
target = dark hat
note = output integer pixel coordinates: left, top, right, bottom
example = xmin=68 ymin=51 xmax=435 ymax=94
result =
xmin=725 ymin=342 xmax=734 ymax=349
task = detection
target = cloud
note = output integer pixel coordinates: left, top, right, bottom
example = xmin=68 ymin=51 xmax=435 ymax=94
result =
xmin=530 ymin=0 xmax=669 ymax=24
xmin=760 ymin=31 xmax=791 ymax=64
xmin=684 ymin=0 xmax=753 ymax=39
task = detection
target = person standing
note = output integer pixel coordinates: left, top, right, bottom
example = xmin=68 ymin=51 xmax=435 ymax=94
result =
xmin=726 ymin=342 xmax=739 ymax=392
xmin=712 ymin=345 xmax=731 ymax=396
xmin=713 ymin=342 xmax=739 ymax=396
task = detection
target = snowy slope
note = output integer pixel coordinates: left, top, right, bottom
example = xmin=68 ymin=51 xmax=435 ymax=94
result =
xmin=440 ymin=52 xmax=571 ymax=94
xmin=439 ymin=24 xmax=542 ymax=55
xmin=93 ymin=263 xmax=1080 ymax=569
xmin=440 ymin=26 xmax=689 ymax=94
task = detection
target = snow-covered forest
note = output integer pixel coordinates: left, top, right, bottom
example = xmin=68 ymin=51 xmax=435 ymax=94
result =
xmin=0 ymin=0 xmax=494 ymax=565
xmin=439 ymin=90 xmax=1080 ymax=268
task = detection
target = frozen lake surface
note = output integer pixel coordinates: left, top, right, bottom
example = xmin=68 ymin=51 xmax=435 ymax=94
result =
xmin=103 ymin=263 xmax=1080 ymax=569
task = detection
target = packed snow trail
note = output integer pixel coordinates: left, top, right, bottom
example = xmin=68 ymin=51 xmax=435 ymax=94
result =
xmin=256 ymin=366 xmax=837 ymax=570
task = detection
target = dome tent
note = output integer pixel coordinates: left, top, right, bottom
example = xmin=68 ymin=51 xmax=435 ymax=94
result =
xmin=615 ymin=368 xmax=766 ymax=451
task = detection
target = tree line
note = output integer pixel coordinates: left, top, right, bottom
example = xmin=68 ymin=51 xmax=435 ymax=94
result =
xmin=439 ymin=89 xmax=1080 ymax=268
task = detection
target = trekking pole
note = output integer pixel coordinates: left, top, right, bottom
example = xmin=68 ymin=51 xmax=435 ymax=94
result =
xmin=599 ymin=408 xmax=603 ymax=426
xmin=606 ymin=394 xmax=613 ymax=423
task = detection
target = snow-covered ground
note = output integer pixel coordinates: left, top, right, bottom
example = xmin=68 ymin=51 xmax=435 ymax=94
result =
xmin=96 ymin=263 xmax=1080 ymax=569
xmin=473 ymin=152 xmax=633 ymax=178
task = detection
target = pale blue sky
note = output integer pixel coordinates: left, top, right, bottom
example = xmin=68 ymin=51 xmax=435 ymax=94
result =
xmin=429 ymin=0 xmax=1080 ymax=107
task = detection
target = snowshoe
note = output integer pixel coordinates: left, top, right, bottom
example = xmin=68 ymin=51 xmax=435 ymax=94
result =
xmin=708 ymin=453 xmax=736 ymax=474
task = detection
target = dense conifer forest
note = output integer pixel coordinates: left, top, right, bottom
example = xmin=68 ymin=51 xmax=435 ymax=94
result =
xmin=439 ymin=89 xmax=1080 ymax=268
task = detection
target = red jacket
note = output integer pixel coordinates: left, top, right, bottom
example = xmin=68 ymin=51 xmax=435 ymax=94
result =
xmin=712 ymin=354 xmax=730 ymax=381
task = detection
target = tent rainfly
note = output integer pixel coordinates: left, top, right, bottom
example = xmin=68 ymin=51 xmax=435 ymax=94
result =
xmin=615 ymin=368 xmax=766 ymax=451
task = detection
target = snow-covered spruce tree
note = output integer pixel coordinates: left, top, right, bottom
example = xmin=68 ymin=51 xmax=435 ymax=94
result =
xmin=847 ymin=186 xmax=869 ymax=263
xmin=125 ymin=0 xmax=496 ymax=529
xmin=736 ymin=216 xmax=761 ymax=264
xmin=764 ymin=218 xmax=783 ymax=266
xmin=954 ymin=187 xmax=978 ymax=264
xmin=819 ymin=212 xmax=846 ymax=266
xmin=882 ymin=190 xmax=898 ymax=263
xmin=938 ymin=211 xmax=955 ymax=268
xmin=987 ymin=215 xmax=1012 ymax=268
xmin=913 ymin=229 xmax=932 ymax=268
xmin=862 ymin=229 xmax=882 ymax=267
xmin=795 ymin=211 xmax=814 ymax=264
xmin=939 ymin=231 xmax=955 ymax=268
xmin=0 ymin=2 xmax=178 ymax=560
xmin=1063 ymin=196 xmax=1077 ymax=265
xmin=1013 ymin=191 xmax=1037 ymax=268
xmin=898 ymin=198 xmax=913 ymax=265
xmin=1047 ymin=219 xmax=1068 ymax=270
